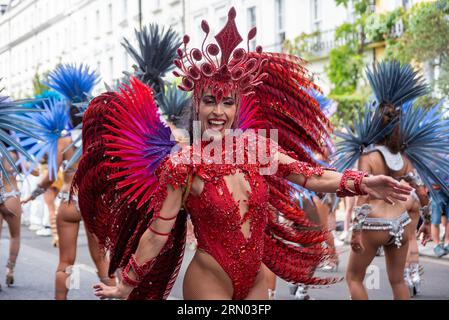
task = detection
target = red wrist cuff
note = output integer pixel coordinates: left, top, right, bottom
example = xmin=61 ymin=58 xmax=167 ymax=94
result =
xmin=120 ymin=254 xmax=156 ymax=288
xmin=336 ymin=170 xmax=369 ymax=197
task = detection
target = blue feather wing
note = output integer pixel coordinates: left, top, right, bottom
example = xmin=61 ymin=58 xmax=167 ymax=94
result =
xmin=401 ymin=101 xmax=449 ymax=203
xmin=15 ymin=98 xmax=70 ymax=180
xmin=0 ymin=91 xmax=44 ymax=184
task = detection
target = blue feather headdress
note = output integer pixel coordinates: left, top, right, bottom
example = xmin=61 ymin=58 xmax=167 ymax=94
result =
xmin=122 ymin=24 xmax=181 ymax=95
xmin=43 ymin=64 xmax=99 ymax=172
xmin=366 ymin=60 xmax=429 ymax=109
xmin=16 ymin=98 xmax=70 ymax=180
xmin=332 ymin=101 xmax=398 ymax=172
xmin=157 ymin=83 xmax=191 ymax=130
xmin=44 ymin=64 xmax=100 ymax=104
xmin=0 ymin=83 xmax=43 ymax=184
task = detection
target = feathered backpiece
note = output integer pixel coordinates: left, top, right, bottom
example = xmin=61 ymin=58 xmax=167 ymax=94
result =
xmin=173 ymin=7 xmax=268 ymax=103
xmin=332 ymin=102 xmax=398 ymax=172
xmin=333 ymin=59 xmax=429 ymax=171
xmin=73 ymin=77 xmax=185 ymax=299
xmin=0 ymin=86 xmax=42 ymax=184
xmin=239 ymin=52 xmax=331 ymax=163
xmin=103 ymin=78 xmax=177 ymax=209
xmin=16 ymin=98 xmax=70 ymax=180
xmin=400 ymin=101 xmax=449 ymax=202
xmin=366 ymin=60 xmax=428 ymax=110
xmin=156 ymin=83 xmax=192 ymax=130
xmin=122 ymin=24 xmax=181 ymax=95
xmin=44 ymin=64 xmax=100 ymax=103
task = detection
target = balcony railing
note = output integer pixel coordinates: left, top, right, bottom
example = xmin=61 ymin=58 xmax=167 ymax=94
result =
xmin=301 ymin=18 xmax=405 ymax=58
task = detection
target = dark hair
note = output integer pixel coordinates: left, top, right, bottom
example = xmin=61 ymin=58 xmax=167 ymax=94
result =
xmin=379 ymin=102 xmax=401 ymax=154
xmin=69 ymin=104 xmax=83 ymax=128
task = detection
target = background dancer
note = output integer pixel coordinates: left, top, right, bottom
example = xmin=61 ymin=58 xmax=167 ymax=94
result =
xmin=21 ymin=65 xmax=116 ymax=299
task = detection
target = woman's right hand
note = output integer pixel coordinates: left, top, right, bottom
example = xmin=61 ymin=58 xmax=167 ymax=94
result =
xmin=93 ymin=282 xmax=133 ymax=300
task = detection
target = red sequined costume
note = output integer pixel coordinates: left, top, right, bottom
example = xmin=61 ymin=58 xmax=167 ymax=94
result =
xmin=73 ymin=8 xmax=366 ymax=299
xmin=152 ymin=138 xmax=330 ymax=300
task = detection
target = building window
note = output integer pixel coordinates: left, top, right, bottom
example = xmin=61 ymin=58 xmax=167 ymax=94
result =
xmin=311 ymin=0 xmax=322 ymax=31
xmin=122 ymin=0 xmax=128 ymax=20
xmin=83 ymin=16 xmax=88 ymax=41
xmin=194 ymin=14 xmax=204 ymax=46
xmin=95 ymin=10 xmax=100 ymax=37
xmin=152 ymin=0 xmax=162 ymax=10
xmin=275 ymin=0 xmax=286 ymax=51
xmin=108 ymin=3 xmax=113 ymax=32
xmin=97 ymin=61 xmax=102 ymax=77
xmin=123 ymin=51 xmax=129 ymax=72
xmin=109 ymin=57 xmax=114 ymax=83
xmin=247 ymin=6 xmax=257 ymax=51
xmin=215 ymin=5 xmax=227 ymax=30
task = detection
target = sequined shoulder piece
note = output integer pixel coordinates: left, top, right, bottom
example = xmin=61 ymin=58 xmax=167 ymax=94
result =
xmin=364 ymin=144 xmax=404 ymax=171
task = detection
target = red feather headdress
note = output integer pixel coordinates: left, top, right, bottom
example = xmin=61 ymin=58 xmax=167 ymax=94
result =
xmin=173 ymin=7 xmax=268 ymax=104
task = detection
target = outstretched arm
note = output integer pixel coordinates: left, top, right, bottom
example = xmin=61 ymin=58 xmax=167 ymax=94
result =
xmin=278 ymin=152 xmax=412 ymax=204
xmin=93 ymin=183 xmax=184 ymax=300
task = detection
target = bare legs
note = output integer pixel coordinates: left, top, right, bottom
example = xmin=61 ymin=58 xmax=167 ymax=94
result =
xmin=346 ymin=227 xmax=411 ymax=300
xmin=0 ymin=197 xmax=22 ymax=287
xmin=55 ymin=201 xmax=80 ymax=300
xmin=55 ymin=201 xmax=114 ymax=300
xmin=431 ymin=215 xmax=449 ymax=247
xmin=384 ymin=240 xmax=410 ymax=299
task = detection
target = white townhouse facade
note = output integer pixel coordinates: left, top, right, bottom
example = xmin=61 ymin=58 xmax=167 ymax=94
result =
xmin=0 ymin=0 xmax=422 ymax=98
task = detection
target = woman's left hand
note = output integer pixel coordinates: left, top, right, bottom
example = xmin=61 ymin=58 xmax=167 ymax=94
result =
xmin=362 ymin=175 xmax=413 ymax=205
xmin=21 ymin=195 xmax=33 ymax=204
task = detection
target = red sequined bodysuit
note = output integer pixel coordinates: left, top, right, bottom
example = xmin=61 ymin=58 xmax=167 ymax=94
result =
xmin=152 ymin=137 xmax=326 ymax=299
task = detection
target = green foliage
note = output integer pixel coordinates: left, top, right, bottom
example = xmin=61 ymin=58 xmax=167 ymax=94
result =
xmin=326 ymin=45 xmax=364 ymax=95
xmin=396 ymin=1 xmax=449 ymax=62
xmin=415 ymin=94 xmax=441 ymax=110
xmin=335 ymin=0 xmax=370 ymax=14
xmin=32 ymin=71 xmax=50 ymax=96
xmin=437 ymin=57 xmax=449 ymax=97
xmin=334 ymin=23 xmax=360 ymax=50
xmin=365 ymin=8 xmax=403 ymax=43
xmin=329 ymin=88 xmax=370 ymax=128
xmin=286 ymin=0 xmax=449 ymax=128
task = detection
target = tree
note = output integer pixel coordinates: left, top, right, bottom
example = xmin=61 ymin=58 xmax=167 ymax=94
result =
xmin=32 ymin=71 xmax=50 ymax=96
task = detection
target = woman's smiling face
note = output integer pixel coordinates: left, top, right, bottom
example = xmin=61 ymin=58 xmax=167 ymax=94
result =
xmin=198 ymin=88 xmax=237 ymax=138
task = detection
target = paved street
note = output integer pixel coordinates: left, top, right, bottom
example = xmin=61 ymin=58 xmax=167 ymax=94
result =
xmin=1 ymin=223 xmax=449 ymax=300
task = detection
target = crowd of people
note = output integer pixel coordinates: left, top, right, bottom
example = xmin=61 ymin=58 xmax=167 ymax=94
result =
xmin=0 ymin=6 xmax=448 ymax=300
